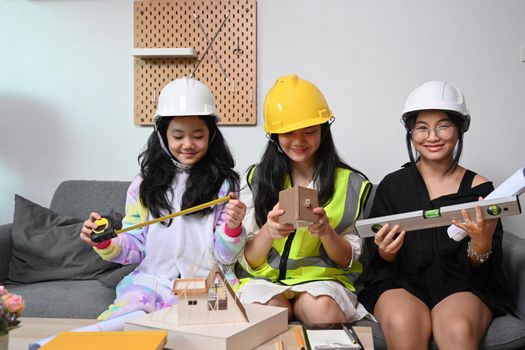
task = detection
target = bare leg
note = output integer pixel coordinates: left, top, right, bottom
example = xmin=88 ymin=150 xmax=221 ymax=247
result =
xmin=431 ymin=292 xmax=492 ymax=350
xmin=256 ymin=293 xmax=293 ymax=321
xmin=293 ymin=293 xmax=346 ymax=325
xmin=374 ymin=288 xmax=432 ymax=350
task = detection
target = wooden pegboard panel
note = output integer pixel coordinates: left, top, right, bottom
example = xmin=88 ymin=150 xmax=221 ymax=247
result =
xmin=134 ymin=0 xmax=257 ymax=126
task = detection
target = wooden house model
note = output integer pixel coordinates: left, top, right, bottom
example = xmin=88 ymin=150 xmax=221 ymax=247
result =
xmin=278 ymin=186 xmax=319 ymax=228
xmin=125 ymin=267 xmax=289 ymax=349
xmin=171 ymin=264 xmax=249 ymax=325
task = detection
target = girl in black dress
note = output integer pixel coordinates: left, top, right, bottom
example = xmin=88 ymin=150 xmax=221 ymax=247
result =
xmin=360 ymin=81 xmax=512 ymax=350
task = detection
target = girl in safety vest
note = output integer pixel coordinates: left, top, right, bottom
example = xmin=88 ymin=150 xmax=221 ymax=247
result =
xmin=360 ymin=81 xmax=513 ymax=349
xmin=235 ymin=75 xmax=374 ymax=324
xmin=80 ymin=77 xmax=246 ymax=320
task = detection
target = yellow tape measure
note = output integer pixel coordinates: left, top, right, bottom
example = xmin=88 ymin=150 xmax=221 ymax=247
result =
xmin=92 ymin=195 xmax=231 ymax=243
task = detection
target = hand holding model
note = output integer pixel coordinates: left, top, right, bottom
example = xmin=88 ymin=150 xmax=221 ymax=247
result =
xmin=264 ymin=203 xmax=295 ymax=239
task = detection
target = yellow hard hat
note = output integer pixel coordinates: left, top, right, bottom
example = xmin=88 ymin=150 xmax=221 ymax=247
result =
xmin=263 ymin=74 xmax=333 ymax=134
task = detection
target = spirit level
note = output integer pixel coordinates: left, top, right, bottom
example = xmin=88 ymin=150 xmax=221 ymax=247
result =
xmin=355 ymin=196 xmax=521 ymax=238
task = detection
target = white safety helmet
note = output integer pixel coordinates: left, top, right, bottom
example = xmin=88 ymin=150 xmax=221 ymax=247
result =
xmin=153 ymin=77 xmax=219 ymax=168
xmin=154 ymin=77 xmax=220 ymax=123
xmin=401 ymin=80 xmax=470 ymax=132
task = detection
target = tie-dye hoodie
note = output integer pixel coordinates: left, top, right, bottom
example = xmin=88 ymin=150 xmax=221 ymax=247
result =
xmin=94 ymin=170 xmax=245 ymax=319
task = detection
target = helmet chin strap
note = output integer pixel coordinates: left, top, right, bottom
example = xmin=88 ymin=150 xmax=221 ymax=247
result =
xmin=154 ymin=125 xmax=194 ymax=170
xmin=154 ymin=120 xmax=217 ymax=170
xmin=266 ymin=133 xmax=284 ymax=153
xmin=171 ymin=157 xmax=193 ymax=170
xmin=209 ymin=129 xmax=217 ymax=145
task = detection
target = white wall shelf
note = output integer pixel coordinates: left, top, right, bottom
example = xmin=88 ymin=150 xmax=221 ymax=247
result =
xmin=132 ymin=48 xmax=197 ymax=58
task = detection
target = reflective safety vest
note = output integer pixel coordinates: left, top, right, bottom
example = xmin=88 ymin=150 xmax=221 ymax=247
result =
xmin=236 ymin=166 xmax=371 ymax=291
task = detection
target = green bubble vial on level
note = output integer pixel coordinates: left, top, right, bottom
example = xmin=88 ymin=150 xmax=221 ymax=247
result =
xmin=372 ymin=224 xmax=383 ymax=233
xmin=423 ymin=209 xmax=441 ymax=219
xmin=487 ymin=205 xmax=502 ymax=216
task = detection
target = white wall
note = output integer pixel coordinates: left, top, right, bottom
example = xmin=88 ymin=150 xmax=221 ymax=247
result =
xmin=1 ymin=0 xmax=524 ymax=235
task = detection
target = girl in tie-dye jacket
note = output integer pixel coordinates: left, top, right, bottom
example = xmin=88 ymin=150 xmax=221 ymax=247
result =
xmin=80 ymin=78 xmax=247 ymax=320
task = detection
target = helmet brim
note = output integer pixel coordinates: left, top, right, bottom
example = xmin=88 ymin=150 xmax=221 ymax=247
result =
xmin=264 ymin=115 xmax=332 ymax=134
xmin=154 ymin=112 xmax=220 ymax=124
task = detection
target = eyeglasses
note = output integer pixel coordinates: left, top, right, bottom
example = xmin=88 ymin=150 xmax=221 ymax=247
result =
xmin=410 ymin=124 xmax=456 ymax=143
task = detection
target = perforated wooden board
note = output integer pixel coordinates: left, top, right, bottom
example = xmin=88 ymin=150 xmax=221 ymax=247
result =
xmin=134 ymin=0 xmax=257 ymax=126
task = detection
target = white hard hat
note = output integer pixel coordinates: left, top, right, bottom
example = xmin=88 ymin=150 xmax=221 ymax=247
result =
xmin=154 ymin=77 xmax=220 ymax=122
xmin=401 ymin=81 xmax=470 ymax=132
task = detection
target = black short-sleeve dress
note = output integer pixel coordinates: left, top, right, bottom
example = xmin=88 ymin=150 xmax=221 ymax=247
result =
xmin=359 ymin=163 xmax=512 ymax=316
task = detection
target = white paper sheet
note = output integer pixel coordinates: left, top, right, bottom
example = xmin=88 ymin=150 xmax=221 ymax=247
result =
xmin=448 ymin=167 xmax=525 ymax=241
xmin=28 ymin=310 xmax=146 ymax=350
xmin=306 ymin=329 xmax=360 ymax=349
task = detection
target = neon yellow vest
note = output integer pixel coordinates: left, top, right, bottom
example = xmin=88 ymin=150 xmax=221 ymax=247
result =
xmin=236 ymin=166 xmax=371 ymax=291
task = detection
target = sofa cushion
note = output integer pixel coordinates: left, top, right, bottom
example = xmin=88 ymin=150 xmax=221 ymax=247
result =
xmin=50 ymin=180 xmax=129 ymax=220
xmin=5 ymin=280 xmax=116 ymax=319
xmin=483 ymin=314 xmax=525 ymax=349
xmin=7 ymin=195 xmax=120 ymax=283
xmin=0 ymin=223 xmax=13 ymax=282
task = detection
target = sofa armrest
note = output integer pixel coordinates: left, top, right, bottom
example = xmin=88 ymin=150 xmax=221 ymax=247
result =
xmin=0 ymin=223 xmax=13 ymax=283
xmin=502 ymin=230 xmax=525 ymax=319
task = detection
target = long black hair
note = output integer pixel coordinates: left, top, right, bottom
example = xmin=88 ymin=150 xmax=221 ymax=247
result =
xmin=404 ymin=111 xmax=467 ymax=174
xmin=138 ymin=116 xmax=239 ymax=224
xmin=252 ymin=122 xmax=368 ymax=227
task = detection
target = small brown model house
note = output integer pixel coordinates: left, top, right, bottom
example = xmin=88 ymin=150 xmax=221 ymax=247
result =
xmin=278 ymin=186 xmax=319 ymax=228
xmin=172 ymin=264 xmax=248 ymax=325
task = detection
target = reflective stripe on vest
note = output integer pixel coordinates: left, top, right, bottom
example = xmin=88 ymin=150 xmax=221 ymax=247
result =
xmin=237 ymin=166 xmax=371 ymax=291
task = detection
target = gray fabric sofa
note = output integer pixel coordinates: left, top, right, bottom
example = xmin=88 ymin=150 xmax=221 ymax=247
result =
xmin=0 ymin=180 xmax=132 ymax=319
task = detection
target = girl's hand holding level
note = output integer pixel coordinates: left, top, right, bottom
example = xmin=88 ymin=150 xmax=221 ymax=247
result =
xmin=452 ymin=206 xmax=497 ymax=242
xmin=80 ymin=212 xmax=102 ymax=247
xmin=452 ymin=201 xmax=497 ymax=261
xmin=374 ymin=223 xmax=406 ymax=262
xmin=265 ymin=203 xmax=295 ymax=239
xmin=308 ymin=207 xmax=334 ymax=237
xmin=225 ymin=192 xmax=247 ymax=230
